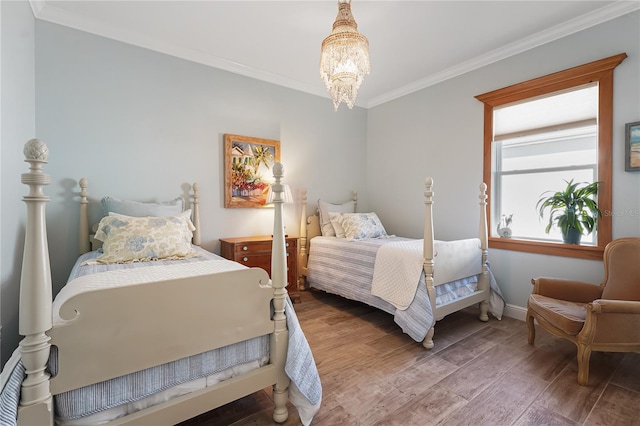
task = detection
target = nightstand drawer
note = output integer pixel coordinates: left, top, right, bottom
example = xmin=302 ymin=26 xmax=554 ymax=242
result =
xmin=235 ymin=251 xmax=293 ymax=269
xmin=234 ymin=253 xmax=271 ymax=269
xmin=234 ymin=241 xmax=272 ymax=254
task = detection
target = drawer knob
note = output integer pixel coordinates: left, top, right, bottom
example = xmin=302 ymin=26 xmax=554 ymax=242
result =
xmin=242 ymin=246 xmax=248 ymax=251
xmin=243 ymin=257 xmax=248 ymax=262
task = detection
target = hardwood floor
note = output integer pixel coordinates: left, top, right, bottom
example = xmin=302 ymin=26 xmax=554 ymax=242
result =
xmin=180 ymin=290 xmax=640 ymax=426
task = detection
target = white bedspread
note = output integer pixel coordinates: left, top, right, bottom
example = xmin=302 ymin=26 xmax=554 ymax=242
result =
xmin=371 ymin=238 xmax=483 ymax=310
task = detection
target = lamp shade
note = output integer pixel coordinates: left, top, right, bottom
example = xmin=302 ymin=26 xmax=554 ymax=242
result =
xmin=266 ymin=183 xmax=293 ymax=204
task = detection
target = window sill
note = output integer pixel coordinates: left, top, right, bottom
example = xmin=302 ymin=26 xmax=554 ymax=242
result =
xmin=489 ymin=237 xmax=604 ymax=260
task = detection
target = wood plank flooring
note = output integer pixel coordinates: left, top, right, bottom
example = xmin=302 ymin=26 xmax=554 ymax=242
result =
xmin=179 ymin=290 xmax=640 ymax=426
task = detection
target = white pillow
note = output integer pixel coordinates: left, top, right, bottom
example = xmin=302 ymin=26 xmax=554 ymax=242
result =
xmin=336 ymin=212 xmax=389 ymax=241
xmin=317 ymin=199 xmax=355 ymax=236
xmin=108 ymin=208 xmax=193 ymax=220
xmin=93 ymin=212 xmax=197 ymax=264
xmin=101 ymin=196 xmax=184 ymax=217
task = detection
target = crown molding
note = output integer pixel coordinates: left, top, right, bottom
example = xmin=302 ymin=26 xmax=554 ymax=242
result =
xmin=29 ymin=0 xmax=334 ymax=104
xmin=366 ymin=1 xmax=640 ymax=108
xmin=30 ymin=1 xmax=638 ymax=110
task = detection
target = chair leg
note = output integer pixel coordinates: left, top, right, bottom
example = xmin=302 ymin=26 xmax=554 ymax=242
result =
xmin=526 ymin=310 xmax=536 ymax=345
xmin=576 ymin=343 xmax=592 ymax=385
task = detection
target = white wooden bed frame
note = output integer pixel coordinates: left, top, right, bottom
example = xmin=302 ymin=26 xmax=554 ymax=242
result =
xmin=17 ymin=139 xmax=291 ymax=425
xmin=299 ymin=177 xmax=490 ymax=349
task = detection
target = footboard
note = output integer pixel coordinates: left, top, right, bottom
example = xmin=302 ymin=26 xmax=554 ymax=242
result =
xmin=49 ymin=268 xmax=274 ymax=394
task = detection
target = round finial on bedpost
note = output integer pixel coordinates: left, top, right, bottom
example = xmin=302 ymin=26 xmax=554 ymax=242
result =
xmin=78 ymin=178 xmax=91 ymax=254
xmin=23 ymin=138 xmax=49 ymax=162
xmin=192 ymin=182 xmax=200 ymax=209
xmin=271 ymin=162 xmax=285 ymax=203
xmin=479 ymin=182 xmax=487 ymax=204
xmin=273 ymin=162 xmax=284 ymax=180
xmin=424 ymin=177 xmax=434 ymax=204
xmin=79 ymin=178 xmax=88 ymax=199
xmin=191 ymin=182 xmax=201 ymax=246
xmin=22 ymin=139 xmax=51 ymax=199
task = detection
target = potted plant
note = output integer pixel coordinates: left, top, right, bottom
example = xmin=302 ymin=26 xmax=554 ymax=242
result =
xmin=536 ymin=179 xmax=602 ymax=244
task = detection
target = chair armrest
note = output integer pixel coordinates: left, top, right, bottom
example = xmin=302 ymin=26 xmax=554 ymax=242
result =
xmin=589 ymin=299 xmax=640 ymax=314
xmin=582 ymin=300 xmax=640 ymax=345
xmin=531 ymin=277 xmax=603 ymax=303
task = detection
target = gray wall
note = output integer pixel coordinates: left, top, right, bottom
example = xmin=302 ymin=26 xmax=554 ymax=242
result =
xmin=1 ymin=5 xmax=638 ymax=365
xmin=1 ymin=19 xmax=368 ymax=365
xmin=367 ymin=11 xmax=640 ymax=315
xmin=1 ymin=1 xmax=36 ymax=366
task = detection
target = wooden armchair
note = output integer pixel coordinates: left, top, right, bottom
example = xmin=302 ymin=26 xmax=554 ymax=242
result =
xmin=526 ymin=237 xmax=640 ymax=385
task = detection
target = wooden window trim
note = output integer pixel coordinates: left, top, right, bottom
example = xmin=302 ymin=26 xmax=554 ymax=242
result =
xmin=475 ymin=53 xmax=627 ymax=260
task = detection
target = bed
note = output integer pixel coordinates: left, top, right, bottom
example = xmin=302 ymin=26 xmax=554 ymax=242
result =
xmin=2 ymin=139 xmax=321 ymax=425
xmin=299 ymin=178 xmax=505 ymax=349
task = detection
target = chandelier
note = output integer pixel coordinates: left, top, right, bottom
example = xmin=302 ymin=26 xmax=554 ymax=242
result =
xmin=320 ymin=0 xmax=370 ymax=111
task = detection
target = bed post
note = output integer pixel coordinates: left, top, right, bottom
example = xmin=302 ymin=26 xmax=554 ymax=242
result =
xmin=191 ymin=182 xmax=201 ymax=246
xmin=18 ymin=139 xmax=54 ymax=425
xmin=270 ymin=162 xmax=290 ymax=423
xmin=422 ymin=177 xmax=436 ymax=350
xmin=78 ymin=178 xmax=90 ymax=254
xmin=299 ymin=188 xmax=308 ymax=290
xmin=478 ymin=182 xmax=490 ymax=321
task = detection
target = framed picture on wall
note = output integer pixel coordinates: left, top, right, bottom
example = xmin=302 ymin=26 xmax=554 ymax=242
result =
xmin=626 ymin=121 xmax=640 ymax=172
xmin=224 ymin=134 xmax=281 ymax=208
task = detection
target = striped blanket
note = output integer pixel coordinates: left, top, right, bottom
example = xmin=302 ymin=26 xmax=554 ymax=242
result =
xmin=307 ymin=236 xmax=505 ymax=341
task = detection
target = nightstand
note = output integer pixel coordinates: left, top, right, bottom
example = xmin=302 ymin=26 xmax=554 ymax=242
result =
xmin=219 ymin=236 xmax=300 ymax=303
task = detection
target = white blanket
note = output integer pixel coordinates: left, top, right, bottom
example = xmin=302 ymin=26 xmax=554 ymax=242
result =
xmin=371 ymin=238 xmax=483 ymax=310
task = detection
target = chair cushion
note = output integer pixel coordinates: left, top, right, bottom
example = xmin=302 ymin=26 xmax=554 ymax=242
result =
xmin=528 ymin=294 xmax=587 ymax=336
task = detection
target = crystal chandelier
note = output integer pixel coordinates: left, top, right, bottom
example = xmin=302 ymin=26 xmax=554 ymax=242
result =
xmin=320 ymin=0 xmax=370 ymax=111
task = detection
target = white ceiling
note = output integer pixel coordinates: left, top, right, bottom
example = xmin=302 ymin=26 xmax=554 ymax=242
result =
xmin=30 ymin=1 xmax=639 ymax=109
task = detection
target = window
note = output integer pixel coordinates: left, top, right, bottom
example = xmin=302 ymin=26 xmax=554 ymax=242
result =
xmin=475 ymin=53 xmax=627 ymax=260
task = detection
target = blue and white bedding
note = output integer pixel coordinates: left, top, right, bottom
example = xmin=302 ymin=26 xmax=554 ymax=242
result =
xmin=307 ymin=236 xmax=505 ymax=342
xmin=1 ymin=246 xmax=321 ymax=425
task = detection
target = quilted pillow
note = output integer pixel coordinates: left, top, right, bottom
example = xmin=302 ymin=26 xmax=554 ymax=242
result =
xmin=101 ymin=196 xmax=184 ymax=218
xmin=93 ymin=212 xmax=197 ymax=264
xmin=318 ymin=199 xmax=355 ymax=236
xmin=335 ymin=212 xmax=389 ymax=241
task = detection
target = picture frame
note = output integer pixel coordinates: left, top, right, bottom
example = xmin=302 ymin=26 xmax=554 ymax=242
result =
xmin=626 ymin=121 xmax=640 ymax=172
xmin=224 ymin=134 xmax=281 ymax=208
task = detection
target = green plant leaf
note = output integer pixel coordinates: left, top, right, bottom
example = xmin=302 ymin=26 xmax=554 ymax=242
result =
xmin=536 ymin=179 xmax=602 ymax=238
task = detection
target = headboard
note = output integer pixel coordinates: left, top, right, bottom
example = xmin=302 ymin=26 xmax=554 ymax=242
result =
xmin=78 ymin=178 xmax=201 ymax=254
xmin=298 ymin=188 xmax=357 ymax=284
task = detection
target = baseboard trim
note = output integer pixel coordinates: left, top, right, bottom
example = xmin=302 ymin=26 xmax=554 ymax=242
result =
xmin=503 ymin=304 xmax=527 ymax=322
